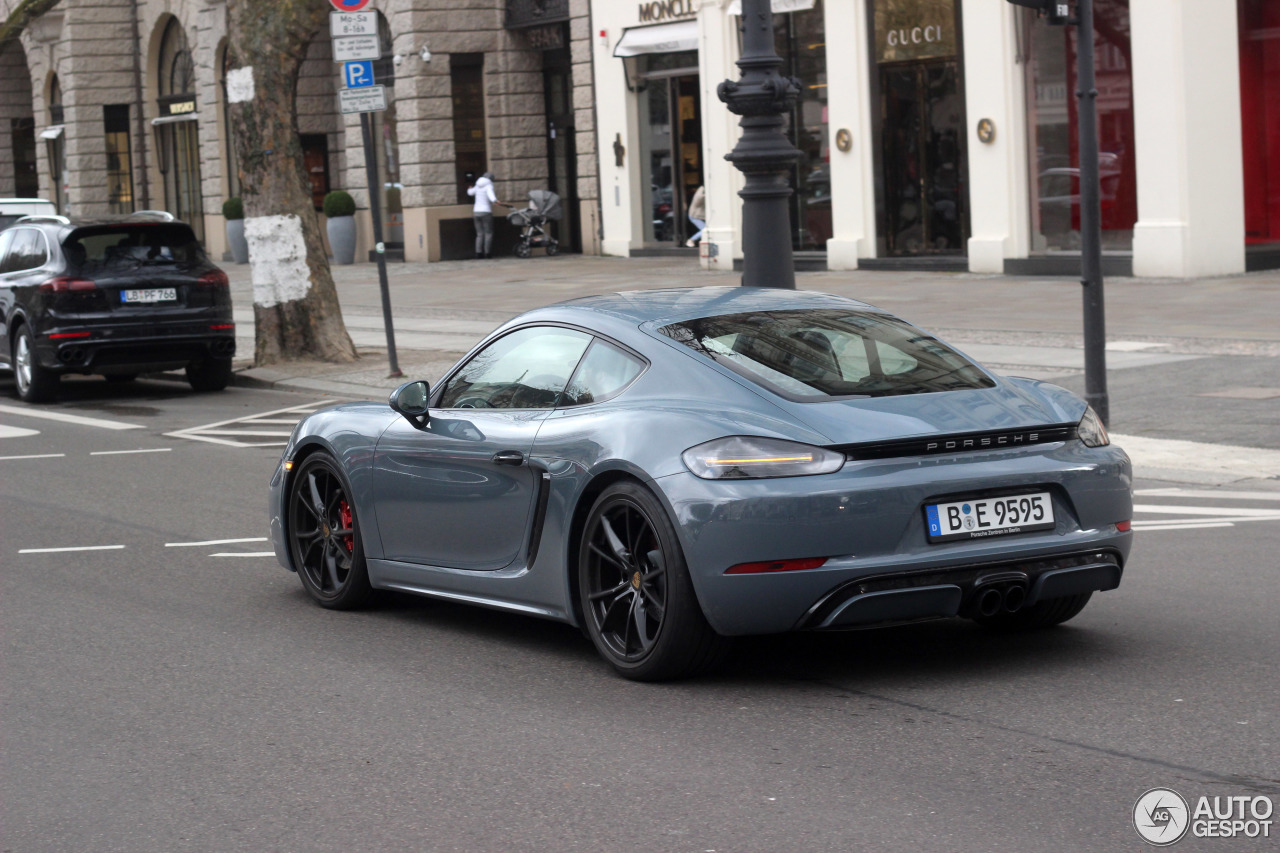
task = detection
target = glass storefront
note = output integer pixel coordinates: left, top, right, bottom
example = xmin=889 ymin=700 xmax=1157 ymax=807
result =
xmin=636 ymin=52 xmax=701 ymax=245
xmin=774 ymin=0 xmax=828 ymax=251
xmin=1239 ymin=0 xmax=1280 ymax=246
xmin=1024 ymin=0 xmax=1136 ymax=253
xmin=869 ymin=0 xmax=967 ymax=257
xmin=157 ymin=18 xmax=204 ymax=243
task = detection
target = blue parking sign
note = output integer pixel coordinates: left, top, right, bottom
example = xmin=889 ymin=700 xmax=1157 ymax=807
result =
xmin=343 ymin=60 xmax=374 ymax=89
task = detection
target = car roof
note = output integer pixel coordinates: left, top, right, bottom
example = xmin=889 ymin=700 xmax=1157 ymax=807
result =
xmin=552 ymin=286 xmax=881 ymax=325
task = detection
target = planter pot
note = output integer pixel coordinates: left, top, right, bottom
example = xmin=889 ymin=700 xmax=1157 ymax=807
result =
xmin=225 ymin=218 xmax=249 ymax=264
xmin=327 ymin=215 xmax=357 ymax=265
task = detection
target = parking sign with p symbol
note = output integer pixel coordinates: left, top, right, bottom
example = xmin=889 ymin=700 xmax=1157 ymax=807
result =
xmin=343 ymin=61 xmax=374 ymax=89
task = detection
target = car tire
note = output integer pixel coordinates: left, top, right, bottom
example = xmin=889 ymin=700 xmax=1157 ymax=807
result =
xmin=186 ymin=357 xmax=232 ymax=392
xmin=287 ymin=452 xmax=374 ymax=610
xmin=12 ymin=324 xmax=58 ymax=403
xmin=973 ymin=591 xmax=1093 ymax=630
xmin=578 ymin=481 xmax=730 ymax=681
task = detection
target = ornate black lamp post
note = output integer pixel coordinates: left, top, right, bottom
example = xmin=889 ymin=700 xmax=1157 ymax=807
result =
xmin=717 ymin=0 xmax=802 ymax=289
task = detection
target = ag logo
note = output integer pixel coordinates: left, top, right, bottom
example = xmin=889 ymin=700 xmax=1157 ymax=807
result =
xmin=1134 ymin=788 xmax=1190 ymax=846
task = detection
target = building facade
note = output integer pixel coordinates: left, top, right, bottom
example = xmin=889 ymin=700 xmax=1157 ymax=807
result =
xmin=591 ymin=0 xmax=1280 ymax=277
xmin=0 ymin=0 xmax=600 ymax=263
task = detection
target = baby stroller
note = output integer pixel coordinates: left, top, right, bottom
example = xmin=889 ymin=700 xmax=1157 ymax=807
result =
xmin=507 ymin=190 xmax=562 ymax=258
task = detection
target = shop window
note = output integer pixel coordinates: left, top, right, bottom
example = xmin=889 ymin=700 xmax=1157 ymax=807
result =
xmin=774 ymin=0 xmax=829 ymax=251
xmin=1024 ymin=0 xmax=1136 ymax=253
xmin=1239 ymin=0 xmax=1280 ymax=245
xmin=452 ymin=54 xmax=487 ymax=205
xmin=104 ymin=105 xmax=134 ymax=214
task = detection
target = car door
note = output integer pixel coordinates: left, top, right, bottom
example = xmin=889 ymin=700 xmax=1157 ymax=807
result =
xmin=0 ymin=228 xmax=48 ymax=365
xmin=372 ymin=325 xmax=593 ymax=571
xmin=0 ymin=229 xmax=17 ymax=363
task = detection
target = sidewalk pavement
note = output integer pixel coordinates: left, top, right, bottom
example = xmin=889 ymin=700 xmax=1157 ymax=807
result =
xmin=220 ymin=254 xmax=1280 ymax=486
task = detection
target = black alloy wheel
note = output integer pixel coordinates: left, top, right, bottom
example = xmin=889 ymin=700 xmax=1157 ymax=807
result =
xmin=579 ymin=481 xmax=728 ymax=680
xmin=288 ymin=453 xmax=373 ymax=609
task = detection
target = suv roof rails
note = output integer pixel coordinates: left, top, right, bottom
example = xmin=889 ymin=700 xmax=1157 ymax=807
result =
xmin=15 ymin=214 xmax=71 ymax=225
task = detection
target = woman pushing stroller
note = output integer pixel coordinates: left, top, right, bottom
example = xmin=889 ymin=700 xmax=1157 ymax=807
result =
xmin=467 ymin=172 xmax=509 ymax=259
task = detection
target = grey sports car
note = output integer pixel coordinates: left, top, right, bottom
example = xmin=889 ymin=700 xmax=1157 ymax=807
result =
xmin=268 ymin=287 xmax=1132 ymax=680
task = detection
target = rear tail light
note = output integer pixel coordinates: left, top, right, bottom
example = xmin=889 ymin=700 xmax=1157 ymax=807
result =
xmin=39 ymin=276 xmax=98 ymax=293
xmin=198 ymin=270 xmax=230 ymax=287
xmin=725 ymin=557 xmax=828 ymax=575
xmin=49 ymin=331 xmax=92 ymax=339
xmin=209 ymin=324 xmax=235 ymax=330
xmin=1115 ymin=520 xmax=1131 ymax=532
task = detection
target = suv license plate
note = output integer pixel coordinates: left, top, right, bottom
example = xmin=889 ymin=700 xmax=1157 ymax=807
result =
xmin=122 ymin=288 xmax=177 ymax=303
xmin=925 ymin=492 xmax=1055 ymax=543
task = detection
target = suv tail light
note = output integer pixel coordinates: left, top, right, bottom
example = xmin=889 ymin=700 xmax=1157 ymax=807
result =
xmin=198 ymin=270 xmax=229 ymax=287
xmin=39 ymin=276 xmax=98 ymax=293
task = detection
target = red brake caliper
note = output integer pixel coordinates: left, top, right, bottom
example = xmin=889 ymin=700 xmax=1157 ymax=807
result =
xmin=338 ymin=500 xmax=354 ymax=552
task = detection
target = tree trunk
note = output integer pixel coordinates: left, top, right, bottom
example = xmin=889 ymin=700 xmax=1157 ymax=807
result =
xmin=226 ymin=0 xmax=356 ymax=365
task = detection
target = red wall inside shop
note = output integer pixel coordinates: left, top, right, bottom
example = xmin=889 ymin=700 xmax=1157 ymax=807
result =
xmin=1239 ymin=0 xmax=1280 ymax=244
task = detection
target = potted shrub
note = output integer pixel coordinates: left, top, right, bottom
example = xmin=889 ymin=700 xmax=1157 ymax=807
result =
xmin=323 ymin=190 xmax=357 ymax=265
xmin=222 ymin=197 xmax=249 ymax=264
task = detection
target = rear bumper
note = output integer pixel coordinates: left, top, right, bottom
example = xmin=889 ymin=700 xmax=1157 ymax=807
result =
xmin=37 ymin=328 xmax=235 ymax=372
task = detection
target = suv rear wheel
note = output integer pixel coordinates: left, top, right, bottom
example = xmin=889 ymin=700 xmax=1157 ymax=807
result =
xmin=12 ymin=324 xmax=58 ymax=403
xmin=186 ymin=356 xmax=232 ymax=392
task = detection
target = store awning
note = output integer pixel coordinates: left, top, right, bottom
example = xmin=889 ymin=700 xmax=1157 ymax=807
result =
xmin=613 ymin=20 xmax=698 ymax=57
xmin=728 ymin=0 xmax=815 ymax=14
xmin=151 ymin=113 xmax=199 ymax=126
xmin=39 ymin=124 xmax=64 ymax=140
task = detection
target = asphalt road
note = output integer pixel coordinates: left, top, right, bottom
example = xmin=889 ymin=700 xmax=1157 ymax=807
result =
xmin=2 ymin=377 xmax=1278 ymax=852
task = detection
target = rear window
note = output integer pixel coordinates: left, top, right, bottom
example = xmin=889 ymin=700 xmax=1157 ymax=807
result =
xmin=63 ymin=224 xmax=206 ymax=272
xmin=660 ymin=309 xmax=995 ymax=400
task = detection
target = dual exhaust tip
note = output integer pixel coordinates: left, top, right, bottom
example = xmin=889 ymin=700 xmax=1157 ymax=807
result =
xmin=974 ymin=582 xmax=1027 ymax=617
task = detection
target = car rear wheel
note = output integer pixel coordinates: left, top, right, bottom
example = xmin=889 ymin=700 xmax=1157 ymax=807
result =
xmin=288 ymin=453 xmax=373 ymax=610
xmin=186 ymin=356 xmax=232 ymax=392
xmin=12 ymin=324 xmax=58 ymax=403
xmin=972 ymin=592 xmax=1093 ymax=630
xmin=579 ymin=482 xmax=729 ymax=680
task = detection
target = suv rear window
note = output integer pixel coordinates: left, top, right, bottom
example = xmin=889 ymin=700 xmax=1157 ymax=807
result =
xmin=660 ymin=309 xmax=995 ymax=400
xmin=64 ymin=224 xmax=206 ymax=272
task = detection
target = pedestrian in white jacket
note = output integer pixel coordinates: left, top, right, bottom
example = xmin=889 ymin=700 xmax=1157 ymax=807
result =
xmin=467 ymin=172 xmax=506 ymax=259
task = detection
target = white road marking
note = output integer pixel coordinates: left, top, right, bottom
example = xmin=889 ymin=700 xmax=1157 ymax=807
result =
xmin=90 ymin=448 xmax=173 ymax=456
xmin=1135 ymin=488 xmax=1280 ymax=501
xmin=0 ymin=424 xmax=40 ymax=438
xmin=19 ymin=544 xmax=126 ymax=554
xmin=166 ymin=537 xmax=268 ymax=548
xmin=166 ymin=400 xmax=329 ymax=448
xmin=0 ymin=404 xmax=143 ymax=430
xmin=1132 ymin=504 xmax=1280 ymax=518
xmin=1133 ymin=521 xmax=1236 ymax=532
xmin=209 ymin=552 xmax=276 ymax=558
xmin=0 ymin=453 xmax=66 ymax=461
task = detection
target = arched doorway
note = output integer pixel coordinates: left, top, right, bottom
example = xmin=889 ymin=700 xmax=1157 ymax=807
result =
xmin=0 ymin=39 xmax=37 ymax=198
xmin=156 ymin=17 xmax=205 ymax=241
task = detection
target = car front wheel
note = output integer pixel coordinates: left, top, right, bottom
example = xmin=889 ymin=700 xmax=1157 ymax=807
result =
xmin=579 ymin=481 xmax=729 ymax=680
xmin=288 ymin=453 xmax=373 ymax=610
xmin=12 ymin=325 xmax=58 ymax=403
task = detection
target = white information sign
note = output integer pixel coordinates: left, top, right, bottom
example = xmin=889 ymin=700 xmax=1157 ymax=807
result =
xmin=332 ymin=35 xmax=380 ymax=62
xmin=338 ymin=85 xmax=387 ymax=114
xmin=330 ymin=11 xmax=376 ymax=37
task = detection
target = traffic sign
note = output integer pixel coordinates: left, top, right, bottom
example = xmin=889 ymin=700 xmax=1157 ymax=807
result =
xmin=330 ymin=10 xmax=376 ymax=37
xmin=338 ymin=85 xmax=386 ymax=114
xmin=332 ymin=35 xmax=380 ymax=62
xmin=343 ymin=61 xmax=374 ymax=89
xmin=330 ymin=0 xmax=371 ymax=11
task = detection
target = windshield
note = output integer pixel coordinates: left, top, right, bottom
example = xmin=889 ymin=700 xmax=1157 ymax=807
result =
xmin=63 ymin=224 xmax=206 ymax=272
xmin=660 ymin=309 xmax=995 ymax=400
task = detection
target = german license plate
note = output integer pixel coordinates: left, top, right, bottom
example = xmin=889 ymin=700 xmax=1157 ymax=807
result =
xmin=925 ymin=492 xmax=1055 ymax=542
xmin=121 ymin=288 xmax=177 ymax=303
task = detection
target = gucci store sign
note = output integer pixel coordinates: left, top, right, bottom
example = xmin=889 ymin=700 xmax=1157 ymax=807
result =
xmin=874 ymin=0 xmax=956 ymax=64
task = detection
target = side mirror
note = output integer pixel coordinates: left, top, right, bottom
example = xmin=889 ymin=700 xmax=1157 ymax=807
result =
xmin=389 ymin=380 xmax=430 ymax=429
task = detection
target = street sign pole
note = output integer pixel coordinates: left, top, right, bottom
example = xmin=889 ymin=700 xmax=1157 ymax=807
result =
xmin=359 ymin=110 xmax=402 ymax=378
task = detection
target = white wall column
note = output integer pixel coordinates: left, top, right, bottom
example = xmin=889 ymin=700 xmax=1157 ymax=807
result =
xmin=960 ymin=1 xmax=1029 ymax=273
xmin=1131 ymin=0 xmax=1244 ymax=278
xmin=825 ymin=0 xmax=877 ymax=269
xmin=698 ymin=0 xmax=742 ymax=271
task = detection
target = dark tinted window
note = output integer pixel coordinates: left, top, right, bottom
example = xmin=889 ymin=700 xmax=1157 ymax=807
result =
xmin=661 ymin=309 xmax=995 ymax=400
xmin=0 ymin=228 xmax=46 ymax=273
xmin=559 ymin=340 xmax=645 ymax=407
xmin=439 ymin=326 xmax=591 ymax=410
xmin=64 ymin=224 xmax=205 ymax=272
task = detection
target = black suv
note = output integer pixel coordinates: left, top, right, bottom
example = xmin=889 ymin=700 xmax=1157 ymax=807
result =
xmin=0 ymin=215 xmax=235 ymax=402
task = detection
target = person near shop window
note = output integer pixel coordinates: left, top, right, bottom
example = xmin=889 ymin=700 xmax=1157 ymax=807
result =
xmin=686 ymin=185 xmax=706 ymax=248
xmin=467 ymin=172 xmax=508 ymax=259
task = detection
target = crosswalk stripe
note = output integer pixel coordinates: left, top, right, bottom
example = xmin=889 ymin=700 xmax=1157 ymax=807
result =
xmin=0 ymin=404 xmax=142 ymax=430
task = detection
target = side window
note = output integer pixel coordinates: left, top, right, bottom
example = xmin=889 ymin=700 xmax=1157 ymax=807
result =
xmin=439 ymin=326 xmax=591 ymax=410
xmin=560 ymin=339 xmax=646 ymax=407
xmin=0 ymin=231 xmax=15 ymax=273
xmin=3 ymin=229 xmax=44 ymax=273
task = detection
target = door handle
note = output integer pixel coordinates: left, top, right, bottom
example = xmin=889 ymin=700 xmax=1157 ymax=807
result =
xmin=492 ymin=450 xmax=525 ymax=466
